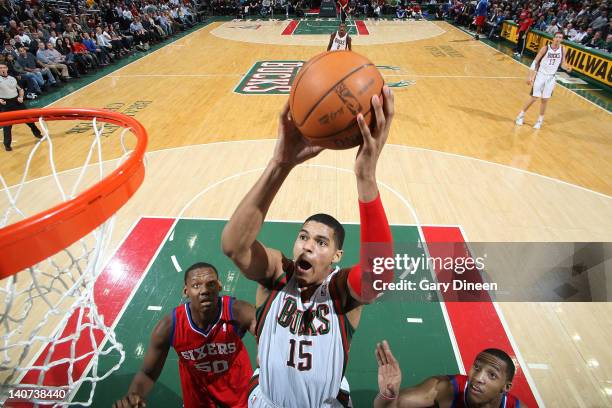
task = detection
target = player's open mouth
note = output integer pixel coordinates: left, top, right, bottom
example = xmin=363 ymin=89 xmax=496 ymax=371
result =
xmin=469 ymin=383 xmax=483 ymax=395
xmin=296 ymin=259 xmax=313 ymax=273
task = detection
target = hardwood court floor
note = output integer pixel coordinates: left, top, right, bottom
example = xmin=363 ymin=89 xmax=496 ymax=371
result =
xmin=1 ymin=19 xmax=611 ymax=407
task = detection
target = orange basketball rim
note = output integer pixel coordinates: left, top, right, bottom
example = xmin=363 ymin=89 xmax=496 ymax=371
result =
xmin=0 ymin=108 xmax=147 ymax=279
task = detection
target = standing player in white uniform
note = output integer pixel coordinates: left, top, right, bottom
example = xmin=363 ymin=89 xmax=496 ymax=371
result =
xmin=327 ymin=23 xmax=352 ymax=51
xmin=221 ymin=87 xmax=396 ymax=407
xmin=515 ymin=31 xmax=572 ymax=129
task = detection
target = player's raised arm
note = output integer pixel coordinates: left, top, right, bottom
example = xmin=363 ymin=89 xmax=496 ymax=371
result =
xmin=374 ymin=341 xmax=453 ymax=408
xmin=221 ymin=104 xmax=324 ymax=284
xmin=337 ymin=86 xmax=395 ymax=308
xmin=113 ymin=315 xmax=172 ymax=408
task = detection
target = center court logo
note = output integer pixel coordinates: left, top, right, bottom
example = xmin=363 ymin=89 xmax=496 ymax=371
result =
xmin=234 ymin=61 xmax=414 ymax=94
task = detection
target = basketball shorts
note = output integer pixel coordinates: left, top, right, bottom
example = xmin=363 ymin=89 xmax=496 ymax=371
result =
xmin=475 ymin=16 xmax=486 ymax=26
xmin=248 ymin=372 xmax=352 ymax=407
xmin=531 ymin=73 xmax=556 ymax=99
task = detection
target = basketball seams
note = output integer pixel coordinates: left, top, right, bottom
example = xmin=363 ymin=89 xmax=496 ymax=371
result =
xmin=296 ymin=63 xmax=374 ymax=128
xmin=290 ymin=52 xmax=332 ymax=119
xmin=309 ymin=86 xmax=383 ymax=149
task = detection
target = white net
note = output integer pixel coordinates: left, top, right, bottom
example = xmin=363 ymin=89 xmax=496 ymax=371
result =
xmin=0 ymin=115 xmax=141 ymax=406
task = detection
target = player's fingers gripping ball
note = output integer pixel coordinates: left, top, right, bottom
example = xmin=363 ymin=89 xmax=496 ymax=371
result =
xmin=289 ymin=50 xmax=384 ymax=150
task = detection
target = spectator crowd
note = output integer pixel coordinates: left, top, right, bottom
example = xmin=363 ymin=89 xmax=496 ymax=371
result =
xmin=0 ymin=0 xmax=608 ymax=102
xmin=441 ymin=0 xmax=610 ymax=53
xmin=0 ymin=0 xmax=206 ymax=100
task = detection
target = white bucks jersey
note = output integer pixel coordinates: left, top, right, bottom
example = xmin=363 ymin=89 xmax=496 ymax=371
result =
xmin=538 ymin=45 xmax=563 ymax=76
xmin=330 ymin=32 xmax=349 ymax=51
xmin=250 ymin=266 xmax=353 ymax=407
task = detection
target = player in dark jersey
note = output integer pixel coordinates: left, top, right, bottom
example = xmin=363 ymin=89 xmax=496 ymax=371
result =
xmin=113 ymin=262 xmax=255 ymax=408
xmin=374 ymin=341 xmax=527 ymax=408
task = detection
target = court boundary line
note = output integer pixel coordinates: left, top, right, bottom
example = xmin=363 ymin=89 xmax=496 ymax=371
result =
xmin=105 ymin=73 xmax=525 ymax=80
xmin=11 ymin=216 xmax=143 ymax=398
xmin=457 ymin=225 xmax=546 ymax=407
xmin=69 ymin=217 xmax=176 ymax=403
xmin=8 ymin=139 xmax=611 ymax=200
xmin=164 ymin=162 xmax=467 ymax=375
xmin=444 ymin=22 xmax=610 ymax=114
xmin=44 ymin=21 xmax=214 ymax=108
xmin=212 ymin=18 xmax=446 ymax=46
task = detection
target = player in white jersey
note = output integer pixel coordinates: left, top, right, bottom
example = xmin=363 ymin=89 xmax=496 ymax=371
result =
xmin=222 ymin=87 xmax=396 ymax=407
xmin=327 ymin=23 xmax=352 ymax=51
xmin=515 ymin=31 xmax=572 ymax=129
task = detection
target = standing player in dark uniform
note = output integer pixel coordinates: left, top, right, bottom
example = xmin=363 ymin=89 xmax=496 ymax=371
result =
xmin=113 ymin=262 xmax=255 ymax=408
xmin=0 ymin=63 xmax=42 ymax=151
xmin=374 ymin=341 xmax=527 ymax=407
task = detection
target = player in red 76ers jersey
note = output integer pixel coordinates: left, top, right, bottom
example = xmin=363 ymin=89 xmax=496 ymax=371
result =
xmin=374 ymin=341 xmax=527 ymax=408
xmin=114 ymin=262 xmax=255 ymax=408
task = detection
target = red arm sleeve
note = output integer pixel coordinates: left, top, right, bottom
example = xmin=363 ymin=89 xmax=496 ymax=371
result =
xmin=347 ymin=193 xmax=394 ymax=303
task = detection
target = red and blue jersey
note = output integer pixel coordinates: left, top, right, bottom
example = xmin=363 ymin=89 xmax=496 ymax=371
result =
xmin=449 ymin=374 xmax=521 ymax=408
xmin=171 ymin=296 xmax=253 ymax=408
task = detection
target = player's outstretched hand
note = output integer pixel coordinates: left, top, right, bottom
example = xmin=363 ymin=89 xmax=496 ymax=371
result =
xmin=112 ymin=393 xmax=147 ymax=408
xmin=376 ymin=340 xmax=401 ymax=400
xmin=272 ymin=102 xmax=324 ymax=168
xmin=355 ymin=85 xmax=394 ymax=180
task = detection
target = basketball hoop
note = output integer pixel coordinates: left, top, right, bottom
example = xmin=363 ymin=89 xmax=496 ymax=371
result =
xmin=0 ymin=108 xmax=147 ymax=406
xmin=0 ymin=108 xmax=147 ymax=279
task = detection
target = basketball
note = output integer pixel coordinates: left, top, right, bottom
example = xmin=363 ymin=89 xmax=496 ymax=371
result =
xmin=289 ymin=51 xmax=384 ymax=150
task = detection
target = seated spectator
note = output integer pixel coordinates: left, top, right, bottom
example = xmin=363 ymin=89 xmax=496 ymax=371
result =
xmin=130 ymin=16 xmax=150 ymax=49
xmin=411 ymin=3 xmax=423 ymax=20
xmin=571 ymin=26 xmax=588 ymax=43
xmin=67 ymin=36 xmax=99 ymax=69
xmin=488 ymin=9 xmax=508 ymax=39
xmin=155 ymin=12 xmax=172 ymax=36
xmin=564 ymin=22 xmax=578 ymax=39
xmin=27 ymin=31 xmax=43 ymax=55
xmin=396 ymin=4 xmax=406 ymax=19
xmin=605 ymin=33 xmax=612 ymax=53
xmin=35 ymin=21 xmax=49 ymax=43
xmin=294 ymin=0 xmax=305 ymax=18
xmin=16 ymin=46 xmax=56 ymax=87
xmin=260 ymin=0 xmax=272 ymax=17
xmin=2 ymin=41 xmax=17 ymax=58
xmin=590 ymin=10 xmax=608 ymax=31
xmin=95 ymin=26 xmax=112 ymax=51
xmin=180 ymin=5 xmax=196 ymax=25
xmin=580 ymin=27 xmax=595 ymax=44
xmin=534 ymin=16 xmax=547 ymax=31
xmin=249 ymin=0 xmax=259 ymax=16
xmin=106 ymin=24 xmax=133 ymax=53
xmin=55 ymin=37 xmax=87 ymax=75
xmin=35 ymin=41 xmax=70 ymax=80
xmin=48 ymin=30 xmax=59 ymax=46
xmin=5 ymin=52 xmax=42 ymax=97
xmin=144 ymin=13 xmax=165 ymax=41
xmin=372 ymin=0 xmax=382 ymax=19
xmin=82 ymin=32 xmax=110 ymax=65
xmin=16 ymin=27 xmax=30 ymax=45
xmin=584 ymin=30 xmax=604 ymax=49
xmin=62 ymin=23 xmax=78 ymax=42
xmin=546 ymin=18 xmax=560 ymax=34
